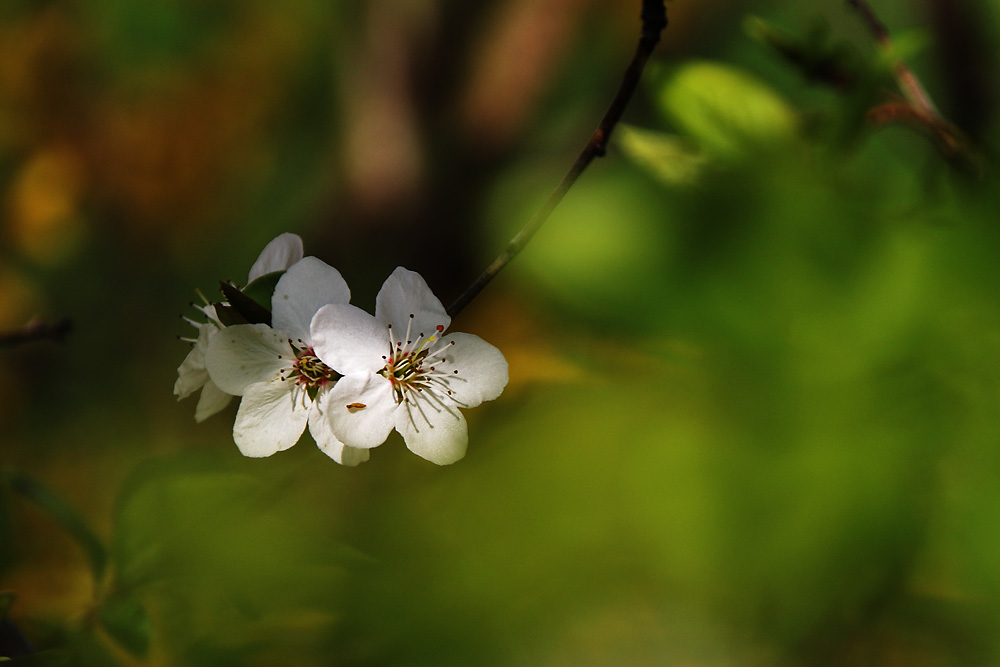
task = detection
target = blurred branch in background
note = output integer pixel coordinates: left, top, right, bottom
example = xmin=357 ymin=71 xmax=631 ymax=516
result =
xmin=846 ymin=0 xmax=937 ymax=113
xmin=0 ymin=318 xmax=71 ymax=348
xmin=750 ymin=1 xmax=985 ymax=175
xmin=845 ymin=0 xmax=984 ymax=174
xmin=447 ymin=0 xmax=668 ymax=317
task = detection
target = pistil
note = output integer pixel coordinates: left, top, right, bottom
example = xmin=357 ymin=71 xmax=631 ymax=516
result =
xmin=379 ymin=318 xmax=457 ymax=404
xmin=278 ymin=339 xmax=340 ymax=390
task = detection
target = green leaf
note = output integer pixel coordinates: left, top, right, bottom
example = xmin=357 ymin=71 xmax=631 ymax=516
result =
xmin=0 ymin=469 xmax=106 ymax=582
xmin=242 ymin=271 xmax=284 ymax=310
xmin=110 ymin=454 xmax=355 ymax=613
xmin=617 ymin=124 xmax=707 ymax=185
xmin=878 ymin=29 xmax=931 ymax=66
xmin=99 ymin=596 xmax=151 ymax=658
xmin=654 ymin=60 xmax=798 ymax=157
xmin=219 ymin=280 xmax=271 ymax=326
xmin=745 ymin=16 xmax=858 ymax=89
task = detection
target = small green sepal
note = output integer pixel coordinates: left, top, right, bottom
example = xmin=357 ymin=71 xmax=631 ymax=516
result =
xmin=242 ymin=271 xmax=284 ymax=310
xmin=219 ymin=280 xmax=271 ymax=326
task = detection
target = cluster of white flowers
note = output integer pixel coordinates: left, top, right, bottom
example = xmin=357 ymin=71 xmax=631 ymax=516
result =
xmin=175 ymin=234 xmax=508 ymax=466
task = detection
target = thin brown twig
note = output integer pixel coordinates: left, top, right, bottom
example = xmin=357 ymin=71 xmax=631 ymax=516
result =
xmin=447 ymin=0 xmax=668 ymax=318
xmin=0 ymin=318 xmax=72 ymax=348
xmin=846 ymin=0 xmax=982 ymax=174
xmin=846 ymin=0 xmax=937 ymax=114
xmin=866 ymin=98 xmax=965 ymax=156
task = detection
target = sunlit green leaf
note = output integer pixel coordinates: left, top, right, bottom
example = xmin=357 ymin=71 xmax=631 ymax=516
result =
xmin=491 ymin=167 xmax=669 ymax=324
xmin=654 ymin=60 xmax=798 ymax=157
xmin=877 ymin=29 xmax=931 ymax=67
xmin=616 ymin=124 xmax=707 ymax=185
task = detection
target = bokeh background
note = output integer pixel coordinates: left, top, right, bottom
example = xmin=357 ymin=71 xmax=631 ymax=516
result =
xmin=3 ymin=0 xmax=1000 ymax=664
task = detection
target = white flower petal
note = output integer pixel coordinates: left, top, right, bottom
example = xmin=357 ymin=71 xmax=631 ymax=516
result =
xmin=396 ymin=398 xmax=468 ymax=465
xmin=435 ymin=333 xmax=508 ymax=408
xmin=325 ymin=372 xmax=396 ymax=449
xmin=174 ymin=324 xmax=213 ymax=399
xmin=232 ymin=380 xmax=309 ymax=457
xmin=174 ymin=351 xmax=209 ymax=399
xmin=335 ymin=445 xmax=372 ymax=467
xmin=311 ymin=304 xmax=389 ymax=375
xmin=375 ymin=267 xmax=450 ymax=335
xmin=271 ymin=257 xmax=351 ymax=342
xmin=194 ymin=303 xmax=222 ymax=326
xmin=247 ymin=233 xmax=304 ymax=282
xmin=206 ymin=324 xmax=291 ymax=396
xmin=194 ymin=381 xmax=232 ymax=423
xmin=308 ymin=391 xmax=370 ymax=466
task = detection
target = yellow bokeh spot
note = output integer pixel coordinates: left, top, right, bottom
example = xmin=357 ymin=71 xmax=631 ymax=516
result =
xmin=7 ymin=145 xmax=87 ymax=264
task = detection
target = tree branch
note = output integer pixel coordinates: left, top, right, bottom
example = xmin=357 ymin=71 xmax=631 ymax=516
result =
xmin=447 ymin=0 xmax=668 ymax=318
xmin=846 ymin=0 xmax=982 ymax=174
xmin=846 ymin=0 xmax=937 ymax=114
xmin=0 ymin=318 xmax=72 ymax=348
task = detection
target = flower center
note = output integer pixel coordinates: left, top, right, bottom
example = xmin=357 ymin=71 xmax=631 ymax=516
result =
xmin=279 ymin=340 xmax=339 ymax=390
xmin=378 ymin=316 xmax=456 ymax=405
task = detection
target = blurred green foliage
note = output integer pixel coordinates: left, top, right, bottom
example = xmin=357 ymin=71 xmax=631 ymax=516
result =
xmin=2 ymin=0 xmax=1000 ymax=665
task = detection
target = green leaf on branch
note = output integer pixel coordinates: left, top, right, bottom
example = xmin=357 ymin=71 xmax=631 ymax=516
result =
xmin=0 ymin=469 xmax=107 ymax=582
xmin=99 ymin=596 xmax=151 ymax=658
xmin=617 ymin=124 xmax=707 ymax=186
xmin=653 ymin=60 xmax=798 ymax=158
xmin=875 ymin=29 xmax=931 ymax=69
xmin=745 ymin=16 xmax=859 ymax=89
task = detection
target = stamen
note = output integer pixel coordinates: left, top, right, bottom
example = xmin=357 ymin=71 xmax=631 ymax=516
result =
xmin=404 ymin=314 xmax=414 ymax=348
xmin=375 ymin=333 xmax=464 ymax=407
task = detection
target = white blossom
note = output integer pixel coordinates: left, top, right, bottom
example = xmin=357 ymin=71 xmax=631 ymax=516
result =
xmin=310 ymin=267 xmax=508 ymax=465
xmin=175 ymin=233 xmax=305 ymax=422
xmin=205 ymin=257 xmax=369 ymax=466
xmin=174 ymin=305 xmax=233 ymax=422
